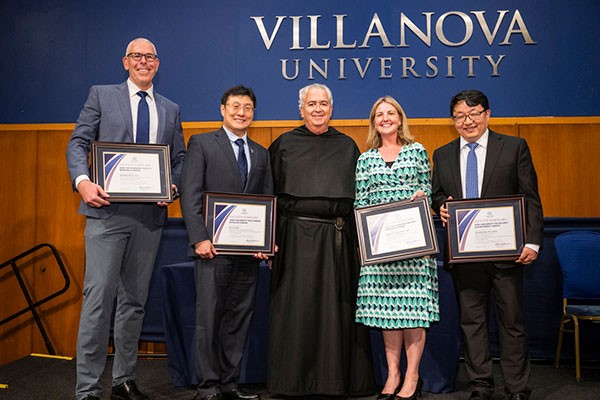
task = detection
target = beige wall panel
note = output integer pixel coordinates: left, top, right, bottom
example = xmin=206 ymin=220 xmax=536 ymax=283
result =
xmin=248 ymin=127 xmax=272 ymax=150
xmin=270 ymin=124 xmax=299 ymax=142
xmin=171 ymin=128 xmax=216 ymax=219
xmin=169 ymin=199 xmax=184 ymax=219
xmin=0 ymin=131 xmax=38 ymax=365
xmin=33 ymin=131 xmax=86 ymax=357
xmin=489 ymin=124 xmax=519 ymax=136
xmin=410 ymin=125 xmax=456 ymax=161
xmin=0 ymin=118 xmax=598 ymax=366
xmin=520 ymin=124 xmax=599 ymax=217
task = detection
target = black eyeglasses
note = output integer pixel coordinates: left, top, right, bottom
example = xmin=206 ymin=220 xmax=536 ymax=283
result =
xmin=126 ymin=52 xmax=158 ymax=62
xmin=451 ymin=109 xmax=487 ymax=125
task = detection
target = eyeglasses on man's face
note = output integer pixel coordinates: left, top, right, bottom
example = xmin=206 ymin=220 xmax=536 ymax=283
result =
xmin=451 ymin=109 xmax=487 ymax=125
xmin=127 ymin=52 xmax=159 ymax=62
xmin=226 ymin=102 xmax=254 ymax=113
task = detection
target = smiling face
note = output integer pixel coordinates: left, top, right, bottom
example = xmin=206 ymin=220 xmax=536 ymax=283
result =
xmin=220 ymin=95 xmax=255 ymax=137
xmin=123 ymin=39 xmax=159 ymax=90
xmin=374 ymin=101 xmax=401 ymax=139
xmin=300 ymin=87 xmax=333 ymax=134
xmin=452 ymin=100 xmax=490 ymax=143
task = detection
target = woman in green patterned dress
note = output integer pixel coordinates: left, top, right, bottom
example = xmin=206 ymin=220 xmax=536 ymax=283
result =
xmin=354 ymin=96 xmax=439 ymax=400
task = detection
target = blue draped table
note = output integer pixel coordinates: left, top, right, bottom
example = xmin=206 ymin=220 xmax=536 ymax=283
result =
xmin=151 ymin=217 xmax=600 ymax=394
xmin=159 ymin=260 xmax=461 ymax=393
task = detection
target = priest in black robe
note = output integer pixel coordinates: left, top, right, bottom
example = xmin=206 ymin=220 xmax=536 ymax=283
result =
xmin=267 ymin=83 xmax=375 ymax=397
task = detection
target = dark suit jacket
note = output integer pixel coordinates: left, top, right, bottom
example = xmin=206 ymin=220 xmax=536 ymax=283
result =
xmin=66 ymin=81 xmax=186 ymax=225
xmin=179 ymin=128 xmax=274 ymax=251
xmin=431 ymin=130 xmax=544 ymax=267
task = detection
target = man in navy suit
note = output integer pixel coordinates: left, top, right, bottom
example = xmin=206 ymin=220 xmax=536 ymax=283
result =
xmin=180 ymin=85 xmax=273 ymax=400
xmin=67 ymin=38 xmax=186 ymax=400
xmin=431 ymin=90 xmax=543 ymax=400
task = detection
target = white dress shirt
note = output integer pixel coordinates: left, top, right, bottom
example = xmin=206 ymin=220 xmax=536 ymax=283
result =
xmin=223 ymin=127 xmax=252 ymax=173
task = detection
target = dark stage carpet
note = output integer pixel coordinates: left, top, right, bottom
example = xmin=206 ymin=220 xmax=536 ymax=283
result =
xmin=1 ymin=355 xmax=599 ymax=400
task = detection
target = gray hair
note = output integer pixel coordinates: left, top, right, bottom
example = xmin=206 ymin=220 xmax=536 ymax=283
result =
xmin=124 ymin=38 xmax=157 ymax=56
xmin=298 ymin=83 xmax=333 ymax=111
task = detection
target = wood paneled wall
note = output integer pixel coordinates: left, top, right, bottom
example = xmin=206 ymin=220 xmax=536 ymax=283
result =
xmin=1 ymin=117 xmax=598 ymax=366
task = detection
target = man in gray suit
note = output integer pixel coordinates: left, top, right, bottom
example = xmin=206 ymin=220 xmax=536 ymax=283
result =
xmin=432 ymin=90 xmax=543 ymax=400
xmin=180 ymin=85 xmax=273 ymax=400
xmin=67 ymin=38 xmax=186 ymax=400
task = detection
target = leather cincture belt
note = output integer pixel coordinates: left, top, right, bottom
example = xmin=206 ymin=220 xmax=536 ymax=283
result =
xmin=291 ymin=215 xmax=345 ymax=231
xmin=285 ymin=213 xmax=346 ymax=268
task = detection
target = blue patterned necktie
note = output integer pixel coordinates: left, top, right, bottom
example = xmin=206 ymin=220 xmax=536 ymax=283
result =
xmin=136 ymin=91 xmax=149 ymax=144
xmin=235 ymin=138 xmax=248 ymax=188
xmin=465 ymin=142 xmax=479 ymax=198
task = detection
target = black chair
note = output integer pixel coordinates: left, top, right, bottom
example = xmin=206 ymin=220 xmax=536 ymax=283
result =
xmin=554 ymin=231 xmax=600 ymax=382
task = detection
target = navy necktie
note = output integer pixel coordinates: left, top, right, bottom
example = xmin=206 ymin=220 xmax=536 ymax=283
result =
xmin=465 ymin=142 xmax=479 ymax=198
xmin=235 ymin=138 xmax=248 ymax=188
xmin=137 ymin=91 xmax=149 ymax=144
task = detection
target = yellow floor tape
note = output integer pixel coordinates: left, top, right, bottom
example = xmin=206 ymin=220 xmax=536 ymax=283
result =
xmin=30 ymin=353 xmax=73 ymax=360
xmin=0 ymin=354 xmax=75 ymax=389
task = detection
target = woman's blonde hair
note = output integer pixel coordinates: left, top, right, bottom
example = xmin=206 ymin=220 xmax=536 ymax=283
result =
xmin=366 ymin=96 xmax=414 ymax=148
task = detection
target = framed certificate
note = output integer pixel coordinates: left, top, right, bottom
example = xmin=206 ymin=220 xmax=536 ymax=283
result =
xmin=446 ymin=195 xmax=526 ymax=263
xmin=91 ymin=142 xmax=173 ymax=202
xmin=354 ymin=197 xmax=439 ymax=265
xmin=204 ymin=192 xmax=276 ymax=256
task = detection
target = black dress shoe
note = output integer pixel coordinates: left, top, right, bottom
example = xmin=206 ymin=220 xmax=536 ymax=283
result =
xmin=508 ymin=391 xmax=531 ymax=400
xmin=377 ymin=382 xmax=402 ymax=399
xmin=111 ymin=380 xmax=149 ymax=400
xmin=468 ymin=390 xmax=492 ymax=400
xmin=396 ymin=377 xmax=423 ymax=400
xmin=222 ymin=387 xmax=260 ymax=400
xmin=193 ymin=393 xmax=222 ymax=400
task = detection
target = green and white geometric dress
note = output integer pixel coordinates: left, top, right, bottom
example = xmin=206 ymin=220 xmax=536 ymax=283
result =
xmin=354 ymin=143 xmax=440 ymax=329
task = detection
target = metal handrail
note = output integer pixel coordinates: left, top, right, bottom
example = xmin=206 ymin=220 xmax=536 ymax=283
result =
xmin=0 ymin=243 xmax=71 ymax=354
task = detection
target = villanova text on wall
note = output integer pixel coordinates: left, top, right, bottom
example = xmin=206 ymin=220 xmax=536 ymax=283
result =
xmin=250 ymin=10 xmax=536 ymax=80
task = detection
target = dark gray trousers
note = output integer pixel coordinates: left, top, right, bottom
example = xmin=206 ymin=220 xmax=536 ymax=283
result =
xmin=452 ymin=262 xmax=530 ymax=395
xmin=194 ymin=256 xmax=259 ymax=397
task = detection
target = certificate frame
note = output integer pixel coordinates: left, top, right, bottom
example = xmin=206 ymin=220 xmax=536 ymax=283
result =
xmin=354 ymin=197 xmax=439 ymax=266
xmin=91 ymin=141 xmax=172 ymax=202
xmin=204 ymin=192 xmax=276 ymax=256
xmin=446 ymin=195 xmax=526 ymax=263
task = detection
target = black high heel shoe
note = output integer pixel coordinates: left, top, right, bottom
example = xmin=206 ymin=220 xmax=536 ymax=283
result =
xmin=377 ymin=379 xmax=403 ymax=400
xmin=395 ymin=377 xmax=423 ymax=400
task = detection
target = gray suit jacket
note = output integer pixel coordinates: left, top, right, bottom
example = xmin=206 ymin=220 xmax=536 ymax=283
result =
xmin=66 ymin=81 xmax=186 ymax=225
xmin=179 ymin=128 xmax=274 ymax=250
xmin=431 ymin=130 xmax=544 ymax=266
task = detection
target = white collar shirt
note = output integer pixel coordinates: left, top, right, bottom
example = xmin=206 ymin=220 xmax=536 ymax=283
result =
xmin=223 ymin=127 xmax=252 ymax=173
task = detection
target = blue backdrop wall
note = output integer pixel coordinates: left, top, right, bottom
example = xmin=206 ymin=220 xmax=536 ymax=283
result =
xmin=1 ymin=1 xmax=599 ymax=123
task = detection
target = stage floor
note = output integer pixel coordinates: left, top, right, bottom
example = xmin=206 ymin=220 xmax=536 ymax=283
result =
xmin=0 ymin=355 xmax=599 ymax=399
